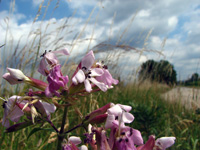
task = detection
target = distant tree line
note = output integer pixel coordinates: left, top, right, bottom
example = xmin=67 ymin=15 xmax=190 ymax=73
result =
xmin=139 ymin=59 xmax=177 ymax=85
xmin=178 ymin=73 xmax=200 ymax=86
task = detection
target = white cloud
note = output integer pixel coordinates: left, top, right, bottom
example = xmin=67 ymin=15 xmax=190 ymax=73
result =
xmin=168 ymin=16 xmax=178 ymax=28
xmin=138 ymin=9 xmax=150 ymax=17
xmin=32 ymin=0 xmax=43 ymax=6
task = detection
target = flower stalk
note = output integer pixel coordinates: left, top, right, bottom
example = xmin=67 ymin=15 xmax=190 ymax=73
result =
xmin=57 ymin=105 xmax=68 ymax=150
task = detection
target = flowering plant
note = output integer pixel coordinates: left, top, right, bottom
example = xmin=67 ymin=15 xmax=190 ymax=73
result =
xmin=1 ymin=49 xmax=175 ymax=150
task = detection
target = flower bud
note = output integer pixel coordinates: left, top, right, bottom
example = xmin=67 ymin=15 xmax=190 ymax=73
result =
xmin=5 ymin=121 xmax=33 ymax=133
xmin=84 ymin=103 xmax=111 ymax=124
xmin=3 ymin=68 xmax=30 ymax=84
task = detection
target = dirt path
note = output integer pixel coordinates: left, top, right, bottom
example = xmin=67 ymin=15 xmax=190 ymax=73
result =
xmin=162 ymin=87 xmax=200 ymax=109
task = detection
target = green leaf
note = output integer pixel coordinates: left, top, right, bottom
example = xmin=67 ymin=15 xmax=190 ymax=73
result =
xmin=27 ymin=127 xmax=55 ymax=140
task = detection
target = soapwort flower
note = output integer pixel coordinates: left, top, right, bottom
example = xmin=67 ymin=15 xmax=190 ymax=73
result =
xmin=62 ymin=136 xmax=88 ymax=150
xmin=105 ymin=103 xmax=134 ymax=129
xmin=38 ymin=49 xmax=69 ymax=97
xmin=38 ymin=48 xmax=69 ymax=76
xmin=108 ymin=123 xmax=143 ymax=150
xmin=72 ymin=50 xmax=107 ymax=92
xmin=95 ymin=61 xmax=119 ymax=88
xmin=45 ymin=65 xmax=69 ymax=97
xmin=1 ymin=96 xmax=26 ymax=128
xmin=1 ymin=95 xmax=56 ymax=128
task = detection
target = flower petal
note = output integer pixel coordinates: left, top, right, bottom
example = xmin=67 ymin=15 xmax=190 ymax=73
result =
xmin=107 ymin=104 xmax=122 ymax=116
xmin=45 ymin=85 xmax=53 ymax=97
xmin=76 ymin=70 xmax=86 ymax=83
xmin=122 ymin=112 xmax=134 ymax=123
xmin=9 ymin=106 xmax=24 ymax=122
xmin=45 ymin=52 xmax=58 ymax=65
xmin=90 ymin=68 xmax=104 ymax=76
xmin=117 ymin=104 xmax=132 ymax=112
xmin=52 ymin=48 xmax=69 ymax=55
xmin=38 ymin=58 xmax=48 ymax=76
xmin=131 ymin=128 xmax=144 ymax=145
xmin=81 ymin=50 xmax=95 ymax=69
xmin=79 ymin=145 xmax=88 ymax=150
xmin=96 ymin=69 xmax=119 ymax=87
xmin=84 ymin=79 xmax=92 ymax=92
xmin=155 ymin=137 xmax=176 ymax=149
xmin=105 ymin=114 xmax=115 ymax=129
xmin=68 ymin=136 xmax=82 ymax=145
xmin=41 ymin=101 xmax=56 ymax=114
xmin=72 ymin=76 xmax=78 ymax=85
xmin=89 ymin=77 xmax=107 ymax=92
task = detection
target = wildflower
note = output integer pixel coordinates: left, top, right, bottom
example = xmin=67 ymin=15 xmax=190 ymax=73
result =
xmin=72 ymin=50 xmax=107 ymax=92
xmin=38 ymin=48 xmax=69 ymax=76
xmin=99 ymin=103 xmax=143 ymax=149
xmin=108 ymin=122 xmax=143 ymax=150
xmin=1 ymin=96 xmax=25 ymax=128
xmin=91 ymin=126 xmax=111 ymax=150
xmin=33 ymin=100 xmax=56 ymax=119
xmin=95 ymin=61 xmax=119 ymax=88
xmin=62 ymin=136 xmax=88 ymax=150
xmin=84 ymin=124 xmax=97 ymax=150
xmin=45 ymin=65 xmax=69 ymax=97
xmin=137 ymin=135 xmax=176 ymax=150
xmin=105 ymin=103 xmax=134 ymax=129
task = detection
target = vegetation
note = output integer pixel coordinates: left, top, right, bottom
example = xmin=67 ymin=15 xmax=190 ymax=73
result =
xmin=139 ymin=60 xmax=177 ymax=85
xmin=0 ymin=1 xmax=199 ymax=150
xmin=179 ymin=73 xmax=200 ymax=87
xmin=0 ymin=83 xmax=199 ymax=149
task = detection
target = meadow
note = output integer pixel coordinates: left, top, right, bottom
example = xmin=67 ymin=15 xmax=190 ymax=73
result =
xmin=0 ymin=1 xmax=200 ymax=150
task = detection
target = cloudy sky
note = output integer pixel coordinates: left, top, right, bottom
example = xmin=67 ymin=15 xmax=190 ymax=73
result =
xmin=0 ymin=0 xmax=200 ymax=81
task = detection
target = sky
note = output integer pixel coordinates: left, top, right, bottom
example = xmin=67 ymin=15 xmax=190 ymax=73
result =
xmin=0 ymin=0 xmax=200 ymax=81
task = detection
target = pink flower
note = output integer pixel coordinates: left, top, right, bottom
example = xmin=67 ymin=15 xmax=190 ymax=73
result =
xmin=91 ymin=126 xmax=111 ymax=150
xmin=137 ymin=135 xmax=176 ymax=150
xmin=96 ymin=61 xmax=119 ymax=88
xmin=33 ymin=100 xmax=56 ymax=119
xmin=45 ymin=65 xmax=69 ymax=97
xmin=38 ymin=48 xmax=69 ymax=76
xmin=62 ymin=136 xmax=88 ymax=150
xmin=108 ymin=123 xmax=143 ymax=150
xmin=1 ymin=96 xmax=25 ymax=128
xmin=72 ymin=50 xmax=107 ymax=92
xmin=105 ymin=103 xmax=134 ymax=129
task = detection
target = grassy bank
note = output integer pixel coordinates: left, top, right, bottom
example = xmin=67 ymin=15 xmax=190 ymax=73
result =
xmin=0 ymin=83 xmax=199 ymax=150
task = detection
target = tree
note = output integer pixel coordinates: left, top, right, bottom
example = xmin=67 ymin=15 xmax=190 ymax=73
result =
xmin=139 ymin=59 xmax=177 ymax=85
xmin=190 ymin=73 xmax=199 ymax=82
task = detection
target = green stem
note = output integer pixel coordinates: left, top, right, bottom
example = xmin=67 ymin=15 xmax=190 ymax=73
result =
xmin=57 ymin=106 xmax=68 ymax=150
xmin=64 ymin=123 xmax=83 ymax=134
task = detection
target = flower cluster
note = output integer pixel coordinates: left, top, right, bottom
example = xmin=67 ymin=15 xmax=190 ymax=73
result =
xmin=1 ymin=49 xmax=175 ymax=150
xmin=82 ymin=103 xmax=175 ymax=150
